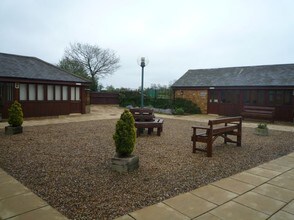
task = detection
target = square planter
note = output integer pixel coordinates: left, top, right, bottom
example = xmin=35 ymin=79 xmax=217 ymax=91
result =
xmin=254 ymin=127 xmax=269 ymax=136
xmin=5 ymin=126 xmax=23 ymax=135
xmin=111 ymin=154 xmax=139 ymax=173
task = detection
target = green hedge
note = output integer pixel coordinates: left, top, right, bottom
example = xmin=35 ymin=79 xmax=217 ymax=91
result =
xmin=118 ymin=92 xmax=201 ymax=114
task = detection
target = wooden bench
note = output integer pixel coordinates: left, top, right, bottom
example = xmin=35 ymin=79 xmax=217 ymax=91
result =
xmin=241 ymin=106 xmax=275 ymax=123
xmin=191 ymin=116 xmax=242 ymax=157
xmin=130 ymin=108 xmax=164 ymax=137
xmin=130 ymin=108 xmax=155 ymax=122
xmin=135 ymin=118 xmax=164 ymax=137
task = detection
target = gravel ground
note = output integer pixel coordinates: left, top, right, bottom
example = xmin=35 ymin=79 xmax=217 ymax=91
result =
xmin=0 ymin=118 xmax=293 ymax=219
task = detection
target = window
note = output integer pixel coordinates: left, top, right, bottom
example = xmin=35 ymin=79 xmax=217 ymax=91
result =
xmin=6 ymin=83 xmax=13 ymax=101
xmin=37 ymin=85 xmax=44 ymax=101
xmin=55 ymin=85 xmax=61 ymax=100
xmin=20 ymin=84 xmax=27 ymax=101
xmin=268 ymin=90 xmax=292 ymax=106
xmin=62 ymin=86 xmax=68 ymax=100
xmin=243 ymin=90 xmax=264 ymax=105
xmin=29 ymin=84 xmax=36 ymax=101
xmin=75 ymin=87 xmax=80 ymax=101
xmin=209 ymin=90 xmax=218 ymax=103
xmin=71 ymin=87 xmax=75 ymax=101
xmin=47 ymin=85 xmax=54 ymax=101
xmin=70 ymin=87 xmax=80 ymax=101
xmin=221 ymin=90 xmax=239 ymax=104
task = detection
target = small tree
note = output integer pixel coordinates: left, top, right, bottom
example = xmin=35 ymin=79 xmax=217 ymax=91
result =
xmin=113 ymin=110 xmax=136 ymax=157
xmin=8 ymin=101 xmax=23 ymax=127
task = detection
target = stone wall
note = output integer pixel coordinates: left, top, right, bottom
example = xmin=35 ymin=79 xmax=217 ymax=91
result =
xmin=174 ymin=89 xmax=208 ymax=113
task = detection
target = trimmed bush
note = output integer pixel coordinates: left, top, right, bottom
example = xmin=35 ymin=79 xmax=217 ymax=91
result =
xmin=8 ymin=101 xmax=23 ymax=127
xmin=173 ymin=98 xmax=201 ymax=114
xmin=113 ymin=109 xmax=136 ymax=157
xmin=174 ymin=107 xmax=185 ymax=115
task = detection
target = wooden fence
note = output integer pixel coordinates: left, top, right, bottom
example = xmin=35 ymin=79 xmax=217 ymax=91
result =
xmin=90 ymin=92 xmax=119 ymax=105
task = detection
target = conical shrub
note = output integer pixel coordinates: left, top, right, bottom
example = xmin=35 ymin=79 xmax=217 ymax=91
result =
xmin=113 ymin=109 xmax=136 ymax=157
xmin=8 ymin=101 xmax=23 ymax=127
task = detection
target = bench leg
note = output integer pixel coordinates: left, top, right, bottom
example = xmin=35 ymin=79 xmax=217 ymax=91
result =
xmin=192 ymin=137 xmax=196 ymax=153
xmin=148 ymin=128 xmax=153 ymax=135
xmin=237 ymin=134 xmax=241 ymax=146
xmin=159 ymin=126 xmax=163 ymax=136
xmin=207 ymin=141 xmax=212 ymax=157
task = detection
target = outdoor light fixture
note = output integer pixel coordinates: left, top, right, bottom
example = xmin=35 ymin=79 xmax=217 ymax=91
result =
xmin=137 ymin=57 xmax=149 ymax=108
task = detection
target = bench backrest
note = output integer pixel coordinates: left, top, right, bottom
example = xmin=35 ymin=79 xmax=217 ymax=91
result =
xmin=130 ymin=108 xmax=155 ymax=121
xmin=208 ymin=116 xmax=242 ymax=126
xmin=243 ymin=105 xmax=275 ymax=113
xmin=208 ymin=116 xmax=242 ymax=135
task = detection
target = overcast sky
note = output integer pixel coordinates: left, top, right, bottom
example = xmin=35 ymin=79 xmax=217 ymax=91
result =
xmin=1 ymin=0 xmax=294 ymax=89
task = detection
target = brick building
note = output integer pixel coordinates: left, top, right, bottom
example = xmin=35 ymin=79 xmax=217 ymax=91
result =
xmin=172 ymin=64 xmax=294 ymax=122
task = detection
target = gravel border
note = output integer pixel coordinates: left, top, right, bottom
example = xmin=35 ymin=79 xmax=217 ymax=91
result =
xmin=0 ymin=118 xmax=293 ymax=219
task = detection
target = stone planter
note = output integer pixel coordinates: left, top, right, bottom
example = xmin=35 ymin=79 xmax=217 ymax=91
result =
xmin=111 ymin=154 xmax=139 ymax=173
xmin=254 ymin=127 xmax=269 ymax=136
xmin=5 ymin=126 xmax=23 ymax=135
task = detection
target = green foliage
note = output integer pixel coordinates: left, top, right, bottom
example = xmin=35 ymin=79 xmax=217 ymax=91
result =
xmin=174 ymin=107 xmax=185 ymax=115
xmin=8 ymin=101 xmax=23 ymax=127
xmin=257 ymin=123 xmax=267 ymax=129
xmin=173 ymin=98 xmax=201 ymax=114
xmin=113 ymin=110 xmax=136 ymax=157
xmin=118 ymin=90 xmax=201 ymax=114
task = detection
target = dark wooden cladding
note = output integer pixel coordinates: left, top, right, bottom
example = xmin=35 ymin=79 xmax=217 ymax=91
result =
xmin=20 ymin=101 xmax=82 ymax=118
xmin=90 ymin=92 xmax=119 ymax=104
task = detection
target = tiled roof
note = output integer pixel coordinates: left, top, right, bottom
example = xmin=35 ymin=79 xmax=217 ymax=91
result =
xmin=172 ymin=64 xmax=294 ymax=87
xmin=0 ymin=52 xmax=89 ymax=83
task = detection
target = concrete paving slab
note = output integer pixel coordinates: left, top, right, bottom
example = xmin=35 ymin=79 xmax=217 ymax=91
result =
xmin=194 ymin=213 xmax=221 ymax=220
xmin=252 ymin=183 xmax=294 ymax=202
xmin=211 ymin=177 xmax=255 ymax=195
xmin=282 ymin=200 xmax=294 ymax=215
xmin=114 ymin=214 xmax=135 ymax=220
xmin=259 ymin=162 xmax=292 ymax=172
xmin=0 ymin=180 xmax=30 ymax=200
xmin=163 ymin=192 xmax=216 ymax=218
xmin=233 ymin=191 xmax=286 ymax=215
xmin=0 ymin=192 xmax=47 ymax=219
xmin=8 ymin=205 xmax=68 ymax=220
xmin=268 ymin=210 xmax=294 ymax=220
xmin=0 ymin=173 xmax=15 ymax=184
xmin=269 ymin=156 xmax=294 ymax=168
xmin=268 ymin=172 xmax=294 ymax=191
xmin=190 ymin=184 xmax=237 ymax=205
xmin=129 ymin=202 xmax=189 ymax=220
xmin=230 ymin=172 xmax=269 ymax=186
xmin=210 ymin=201 xmax=269 ymax=220
xmin=246 ymin=167 xmax=281 ymax=179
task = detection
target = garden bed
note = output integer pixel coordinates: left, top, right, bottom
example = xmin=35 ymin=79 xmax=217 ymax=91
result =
xmin=0 ymin=119 xmax=293 ymax=219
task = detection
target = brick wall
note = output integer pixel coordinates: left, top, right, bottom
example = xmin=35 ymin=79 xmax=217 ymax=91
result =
xmin=174 ymin=89 xmax=208 ymax=113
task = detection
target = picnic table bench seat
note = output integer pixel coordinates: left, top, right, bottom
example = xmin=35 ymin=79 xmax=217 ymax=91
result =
xmin=191 ymin=116 xmax=242 ymax=157
xmin=130 ymin=108 xmax=164 ymax=137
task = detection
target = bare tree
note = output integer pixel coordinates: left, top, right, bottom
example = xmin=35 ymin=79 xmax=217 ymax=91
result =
xmin=63 ymin=43 xmax=120 ymax=91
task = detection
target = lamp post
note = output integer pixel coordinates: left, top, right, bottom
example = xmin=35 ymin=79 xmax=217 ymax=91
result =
xmin=138 ymin=57 xmax=148 ymax=108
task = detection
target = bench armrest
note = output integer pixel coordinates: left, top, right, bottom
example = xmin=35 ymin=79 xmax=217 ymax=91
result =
xmin=192 ymin=126 xmax=209 ymax=129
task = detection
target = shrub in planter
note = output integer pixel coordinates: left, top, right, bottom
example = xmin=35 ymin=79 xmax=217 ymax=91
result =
xmin=8 ymin=101 xmax=23 ymax=127
xmin=113 ymin=109 xmax=136 ymax=157
xmin=5 ymin=101 xmax=23 ymax=135
xmin=255 ymin=123 xmax=268 ymax=136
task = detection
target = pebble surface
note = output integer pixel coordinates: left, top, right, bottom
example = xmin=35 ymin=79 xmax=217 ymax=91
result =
xmin=0 ymin=118 xmax=293 ymax=219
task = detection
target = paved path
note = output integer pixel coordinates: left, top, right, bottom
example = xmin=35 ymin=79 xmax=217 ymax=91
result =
xmin=0 ymin=105 xmax=293 ymax=219
xmin=115 ymin=153 xmax=294 ymax=220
